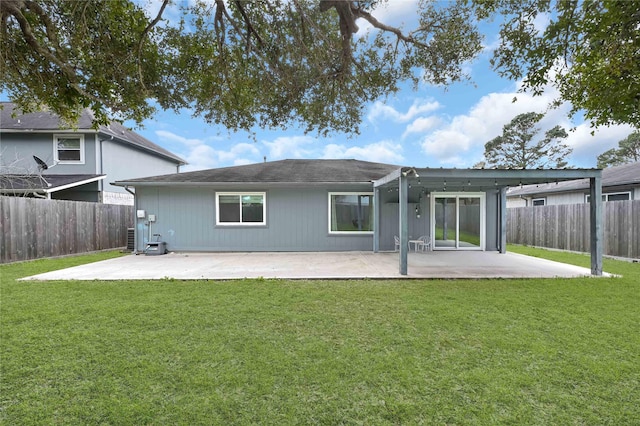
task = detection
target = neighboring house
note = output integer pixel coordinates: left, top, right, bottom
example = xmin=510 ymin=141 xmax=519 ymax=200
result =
xmin=0 ymin=102 xmax=186 ymax=204
xmin=114 ymin=159 xmax=604 ymax=275
xmin=507 ymin=162 xmax=640 ymax=207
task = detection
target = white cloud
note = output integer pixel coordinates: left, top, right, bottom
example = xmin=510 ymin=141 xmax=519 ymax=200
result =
xmin=417 ymin=86 xmax=565 ymax=166
xmin=154 ymin=130 xmax=260 ymax=171
xmin=321 ymin=140 xmax=404 ymax=164
xmin=261 ymin=135 xmax=315 ymax=160
xmin=564 ymin=123 xmax=634 ymax=167
xmin=155 ymin=130 xmax=203 ymax=147
xmin=368 ymin=99 xmax=441 ymax=123
xmin=403 ymin=116 xmax=442 ymax=138
xmin=421 ymin=129 xmax=473 ymax=166
xmin=415 ymin=81 xmax=633 ymax=168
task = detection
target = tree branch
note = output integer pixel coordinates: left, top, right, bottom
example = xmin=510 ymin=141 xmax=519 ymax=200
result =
xmin=354 ymin=7 xmax=428 ymax=49
xmin=137 ymin=0 xmax=170 ymax=92
xmin=234 ymin=0 xmax=264 ymax=50
xmin=3 ymin=1 xmax=113 ymax=110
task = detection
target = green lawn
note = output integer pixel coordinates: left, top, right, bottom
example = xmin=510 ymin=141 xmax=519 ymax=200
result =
xmin=1 ymin=248 xmax=638 ymax=424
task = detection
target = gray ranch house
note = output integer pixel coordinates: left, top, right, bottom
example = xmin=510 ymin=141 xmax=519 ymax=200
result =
xmin=507 ymin=161 xmax=639 ymax=207
xmin=115 ymin=159 xmax=604 ymax=275
xmin=0 ymin=102 xmax=186 ymax=204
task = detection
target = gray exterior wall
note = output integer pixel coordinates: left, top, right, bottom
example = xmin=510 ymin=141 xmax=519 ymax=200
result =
xmin=134 ymin=185 xmax=378 ymax=252
xmin=0 ymin=132 xmax=97 ymax=174
xmin=507 ymin=186 xmax=639 ymax=207
xmin=1 ymin=132 xmax=182 ymax=204
xmin=378 ymin=189 xmax=498 ymax=251
xmin=377 ymin=190 xmax=431 ymax=251
xmin=134 ymin=184 xmax=501 ymax=253
xmin=100 ymin=139 xmax=181 ymax=195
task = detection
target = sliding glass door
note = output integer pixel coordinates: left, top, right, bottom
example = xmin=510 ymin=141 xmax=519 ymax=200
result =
xmin=432 ymin=193 xmax=485 ymax=250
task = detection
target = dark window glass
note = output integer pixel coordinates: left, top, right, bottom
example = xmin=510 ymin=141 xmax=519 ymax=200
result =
xmin=219 ymin=195 xmax=240 ymax=222
xmin=607 ymin=193 xmax=630 ymax=202
xmin=57 ymin=138 xmax=81 ymax=161
xmin=330 ymin=194 xmax=373 ymax=232
xmin=242 ymin=195 xmax=264 ymax=222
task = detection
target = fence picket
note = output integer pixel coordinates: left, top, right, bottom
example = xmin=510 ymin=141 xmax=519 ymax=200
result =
xmin=0 ymin=196 xmax=134 ymax=263
xmin=508 ymin=200 xmax=640 ymax=259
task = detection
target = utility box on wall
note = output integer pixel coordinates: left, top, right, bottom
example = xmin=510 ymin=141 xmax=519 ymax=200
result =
xmin=145 ymin=241 xmax=166 ymax=255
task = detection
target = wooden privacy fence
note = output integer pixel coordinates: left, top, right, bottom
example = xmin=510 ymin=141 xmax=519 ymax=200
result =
xmin=507 ymin=200 xmax=640 ymax=259
xmin=0 ymin=196 xmax=134 ymax=263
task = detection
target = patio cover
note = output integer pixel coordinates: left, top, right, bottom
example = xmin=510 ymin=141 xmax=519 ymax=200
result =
xmin=0 ymin=174 xmax=105 ymax=198
xmin=373 ymin=167 xmax=603 ymax=276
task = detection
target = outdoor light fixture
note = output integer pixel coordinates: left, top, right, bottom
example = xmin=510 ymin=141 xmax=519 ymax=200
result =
xmin=402 ymin=168 xmax=420 ymax=178
xmin=415 ymin=204 xmax=421 ymax=218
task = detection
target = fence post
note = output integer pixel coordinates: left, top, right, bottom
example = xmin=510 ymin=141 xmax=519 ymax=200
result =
xmin=589 ymin=176 xmax=603 ymax=276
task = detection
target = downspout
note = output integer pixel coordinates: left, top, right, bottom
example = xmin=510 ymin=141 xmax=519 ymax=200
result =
xmin=124 ymin=186 xmax=138 ymax=254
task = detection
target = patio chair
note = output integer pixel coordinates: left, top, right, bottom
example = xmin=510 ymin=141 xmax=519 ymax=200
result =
xmin=417 ymin=235 xmax=431 ymax=252
xmin=394 ymin=235 xmax=400 ymax=251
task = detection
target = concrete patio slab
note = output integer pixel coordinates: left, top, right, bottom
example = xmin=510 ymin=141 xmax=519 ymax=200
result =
xmin=21 ymin=251 xmax=600 ymax=281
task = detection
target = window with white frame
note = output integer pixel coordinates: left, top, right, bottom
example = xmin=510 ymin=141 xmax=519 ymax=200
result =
xmin=328 ymin=192 xmax=373 ymax=234
xmin=532 ymin=198 xmax=546 ymax=206
xmin=216 ymin=192 xmax=266 ymax=225
xmin=54 ymin=134 xmax=84 ymax=163
xmin=586 ymin=192 xmax=631 ymax=202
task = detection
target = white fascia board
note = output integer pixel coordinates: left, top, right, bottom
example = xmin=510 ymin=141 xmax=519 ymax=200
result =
xmin=44 ymin=175 xmax=106 ymax=193
xmin=111 ymin=181 xmax=376 ymax=188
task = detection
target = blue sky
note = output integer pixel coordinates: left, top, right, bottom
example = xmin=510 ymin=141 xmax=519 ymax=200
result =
xmin=128 ymin=0 xmax=634 ymax=172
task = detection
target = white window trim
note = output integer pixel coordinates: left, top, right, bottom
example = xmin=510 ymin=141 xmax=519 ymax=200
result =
xmin=328 ymin=192 xmax=374 ymax=235
xmin=53 ymin=134 xmax=85 ymax=164
xmin=215 ymin=192 xmax=266 ymax=226
xmin=585 ymin=191 xmax=631 ymax=202
xmin=532 ymin=197 xmax=546 ymax=206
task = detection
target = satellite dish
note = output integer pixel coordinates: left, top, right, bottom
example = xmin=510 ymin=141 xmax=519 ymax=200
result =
xmin=33 ymin=155 xmax=49 ymax=171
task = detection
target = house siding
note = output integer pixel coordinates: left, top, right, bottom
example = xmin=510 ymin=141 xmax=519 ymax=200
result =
xmin=135 ymin=185 xmax=378 ymax=252
xmin=0 ymin=132 xmax=97 ymax=174
xmin=507 ymin=186 xmax=639 ymax=207
xmin=100 ymin=140 xmax=181 ymax=197
xmin=135 ymin=185 xmax=501 ymax=253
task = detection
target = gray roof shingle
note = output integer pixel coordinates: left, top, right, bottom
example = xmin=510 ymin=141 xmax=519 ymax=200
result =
xmin=116 ymin=159 xmax=401 ymax=185
xmin=0 ymin=102 xmax=186 ymax=165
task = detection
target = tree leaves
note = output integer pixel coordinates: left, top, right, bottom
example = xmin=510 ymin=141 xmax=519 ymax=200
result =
xmin=1 ymin=0 xmax=484 ymax=134
xmin=596 ymin=132 xmax=640 ymax=168
xmin=484 ymin=0 xmax=640 ymax=128
xmin=482 ymin=112 xmax=572 ymax=169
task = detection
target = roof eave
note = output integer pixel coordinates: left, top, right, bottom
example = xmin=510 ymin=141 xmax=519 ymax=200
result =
xmin=112 ymin=180 xmax=376 ymax=188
